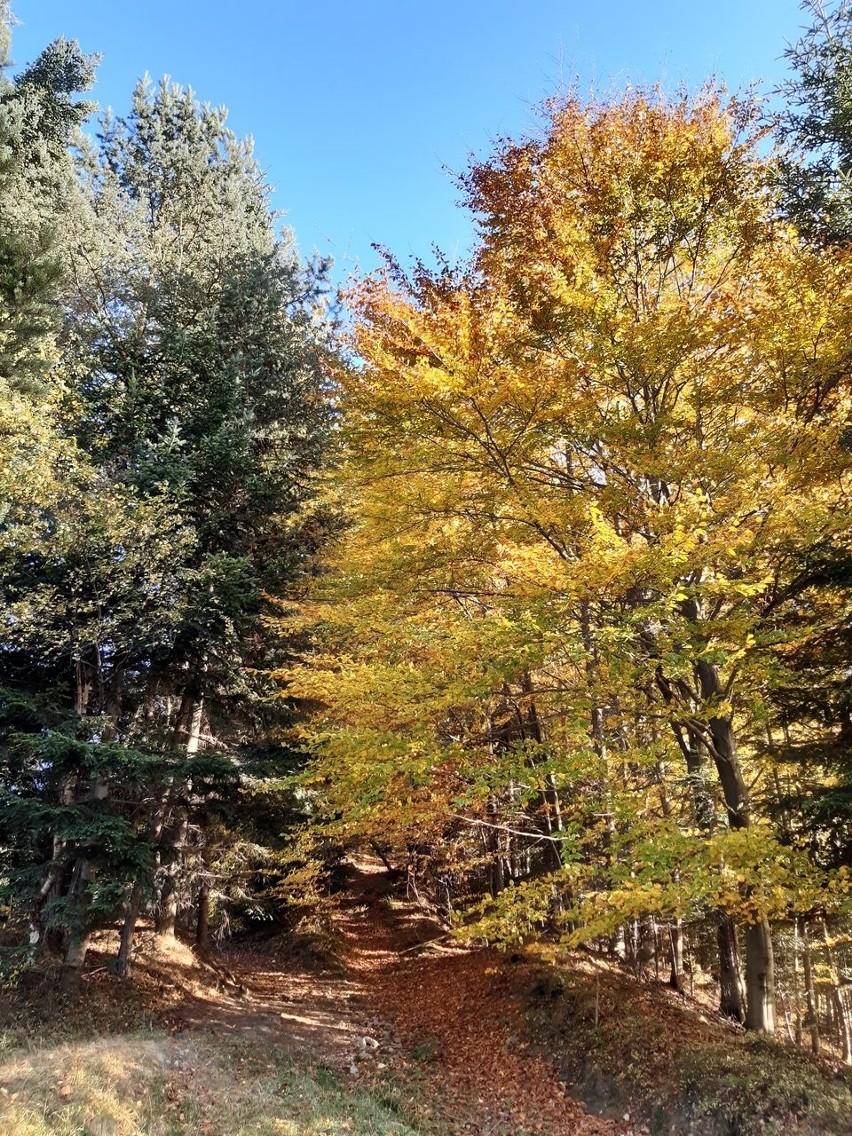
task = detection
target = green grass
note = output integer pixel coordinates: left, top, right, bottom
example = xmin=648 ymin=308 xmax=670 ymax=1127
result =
xmin=524 ymin=958 xmax=852 ymax=1136
xmin=679 ymin=1037 xmax=852 ymax=1136
xmin=0 ymin=1030 xmax=424 ymax=1136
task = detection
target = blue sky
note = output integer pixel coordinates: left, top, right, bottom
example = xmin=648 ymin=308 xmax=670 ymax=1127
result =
xmin=13 ymin=1 xmax=806 ymax=283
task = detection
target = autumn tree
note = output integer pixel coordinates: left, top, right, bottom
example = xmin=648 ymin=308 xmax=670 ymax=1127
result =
xmin=294 ymin=89 xmax=852 ymax=1036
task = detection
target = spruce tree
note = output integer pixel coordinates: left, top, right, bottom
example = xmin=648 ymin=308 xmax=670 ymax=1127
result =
xmin=62 ymin=77 xmax=331 ymax=974
xmin=0 ymin=53 xmax=332 ymax=985
xmin=777 ymin=0 xmax=852 ymax=243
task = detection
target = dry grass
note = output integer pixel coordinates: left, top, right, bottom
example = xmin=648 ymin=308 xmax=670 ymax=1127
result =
xmin=0 ymin=1031 xmax=422 ymax=1136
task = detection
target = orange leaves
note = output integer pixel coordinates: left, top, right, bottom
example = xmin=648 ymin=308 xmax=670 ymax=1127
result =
xmin=292 ymin=82 xmax=852 ymax=941
xmin=464 ymin=89 xmax=768 ymax=320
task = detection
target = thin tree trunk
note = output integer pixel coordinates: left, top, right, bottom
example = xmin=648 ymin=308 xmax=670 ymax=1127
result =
xmin=486 ymin=797 xmax=505 ymax=898
xmin=196 ymin=878 xmax=211 ymax=956
xmin=822 ymin=921 xmax=852 ymax=1064
xmin=780 ymin=989 xmax=795 ymax=1042
xmin=670 ymin=919 xmax=685 ymax=992
xmin=185 ymin=697 xmax=204 ymax=756
xmin=793 ymin=918 xmax=803 ymax=1047
xmin=518 ymin=673 xmax=563 ymax=872
xmin=802 ymin=923 xmax=820 ymax=1055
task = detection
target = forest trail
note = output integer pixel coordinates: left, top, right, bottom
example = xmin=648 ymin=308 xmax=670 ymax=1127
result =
xmin=166 ymin=859 xmax=627 ymax=1136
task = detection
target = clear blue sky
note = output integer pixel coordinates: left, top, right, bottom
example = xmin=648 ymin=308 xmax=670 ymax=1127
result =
xmin=13 ymin=1 xmax=806 ymax=283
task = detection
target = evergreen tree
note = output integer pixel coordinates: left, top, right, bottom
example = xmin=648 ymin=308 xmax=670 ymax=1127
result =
xmin=772 ymin=0 xmax=852 ymax=883
xmin=777 ymin=0 xmax=852 ymax=243
xmin=0 ymin=58 xmax=333 ymax=985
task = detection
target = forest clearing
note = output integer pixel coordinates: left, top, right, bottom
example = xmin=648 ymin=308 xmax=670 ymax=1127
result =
xmin=4 ymin=0 xmax=852 ymax=1131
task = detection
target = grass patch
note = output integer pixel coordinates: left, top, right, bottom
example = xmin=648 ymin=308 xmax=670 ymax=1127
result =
xmin=0 ymin=1030 xmax=424 ymax=1136
xmin=523 ymin=955 xmax=852 ymax=1136
xmin=680 ymin=1037 xmax=852 ymax=1136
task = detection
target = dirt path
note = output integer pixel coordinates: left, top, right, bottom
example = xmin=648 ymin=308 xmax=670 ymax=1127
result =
xmin=171 ymin=860 xmax=626 ymax=1136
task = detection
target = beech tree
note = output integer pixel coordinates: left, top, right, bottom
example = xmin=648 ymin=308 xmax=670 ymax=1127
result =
xmin=293 ymin=89 xmax=852 ymax=1035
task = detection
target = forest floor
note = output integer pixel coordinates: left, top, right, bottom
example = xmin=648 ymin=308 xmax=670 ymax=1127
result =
xmin=163 ymin=858 xmax=627 ymax=1135
xmin=2 ymin=859 xmax=852 ymax=1135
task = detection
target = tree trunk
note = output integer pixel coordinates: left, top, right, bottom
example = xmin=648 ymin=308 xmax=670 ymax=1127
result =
xmin=486 ymin=797 xmax=505 ymax=898
xmin=717 ymin=914 xmax=745 ymax=1023
xmin=695 ymin=656 xmax=776 ymax=1033
xmin=670 ymin=919 xmax=685 ymax=992
xmin=156 ymin=810 xmax=188 ymax=940
xmin=611 ymin=924 xmax=628 ymax=963
xmin=792 ymin=918 xmax=803 ymax=1046
xmin=157 ymin=875 xmax=178 ymax=940
xmin=802 ymin=923 xmax=820 ymax=1055
xmin=541 ymin=772 xmax=564 ymax=872
xmin=154 ymin=693 xmax=203 ymax=942
xmin=744 ymin=916 xmax=776 ymax=1033
xmin=196 ymin=878 xmax=211 ymax=956
xmin=517 ymin=673 xmax=563 ymax=873
xmin=822 ymin=921 xmax=852 ymax=1064
xmin=116 ymin=882 xmax=143 ymax=978
xmin=61 ymin=859 xmax=92 ymax=993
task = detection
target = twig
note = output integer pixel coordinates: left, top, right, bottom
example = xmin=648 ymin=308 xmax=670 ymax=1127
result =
xmin=397 ymin=933 xmax=452 ymax=955
xmin=451 ymin=814 xmax=574 ymax=843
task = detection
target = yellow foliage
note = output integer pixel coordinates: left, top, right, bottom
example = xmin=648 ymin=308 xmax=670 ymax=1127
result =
xmin=289 ymin=87 xmax=852 ymax=934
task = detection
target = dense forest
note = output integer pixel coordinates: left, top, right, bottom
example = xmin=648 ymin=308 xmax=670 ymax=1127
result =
xmin=3 ymin=0 xmax=852 ymax=1109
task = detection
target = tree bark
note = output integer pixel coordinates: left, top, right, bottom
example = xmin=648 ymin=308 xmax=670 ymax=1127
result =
xmin=822 ymin=921 xmax=852 ymax=1064
xmin=196 ymin=877 xmax=211 ymax=956
xmin=792 ymin=918 xmax=803 ymax=1046
xmin=802 ymin=922 xmax=820 ymax=1055
xmin=156 ymin=810 xmax=188 ymax=940
xmin=517 ymin=673 xmax=564 ymax=872
xmin=695 ymin=656 xmax=776 ymax=1033
xmin=717 ymin=914 xmax=746 ymax=1023
xmin=61 ymin=859 xmax=92 ymax=993
xmin=157 ymin=875 xmax=178 ymax=940
xmin=744 ymin=916 xmax=776 ymax=1033
xmin=116 ymin=882 xmax=143 ymax=978
xmin=670 ymin=919 xmax=685 ymax=992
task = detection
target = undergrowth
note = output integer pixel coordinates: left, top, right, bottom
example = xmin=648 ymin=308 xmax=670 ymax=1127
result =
xmin=0 ymin=1031 xmax=424 ymax=1136
xmin=524 ymin=956 xmax=852 ymax=1136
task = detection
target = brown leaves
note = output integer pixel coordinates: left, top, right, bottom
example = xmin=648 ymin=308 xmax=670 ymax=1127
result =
xmin=370 ymin=940 xmax=624 ymax=1135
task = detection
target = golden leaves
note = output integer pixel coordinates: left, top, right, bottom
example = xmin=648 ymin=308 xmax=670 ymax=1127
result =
xmin=289 ymin=85 xmax=852 ymax=937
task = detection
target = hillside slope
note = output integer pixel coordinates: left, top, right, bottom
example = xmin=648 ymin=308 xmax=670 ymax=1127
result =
xmin=2 ymin=861 xmax=851 ymax=1136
